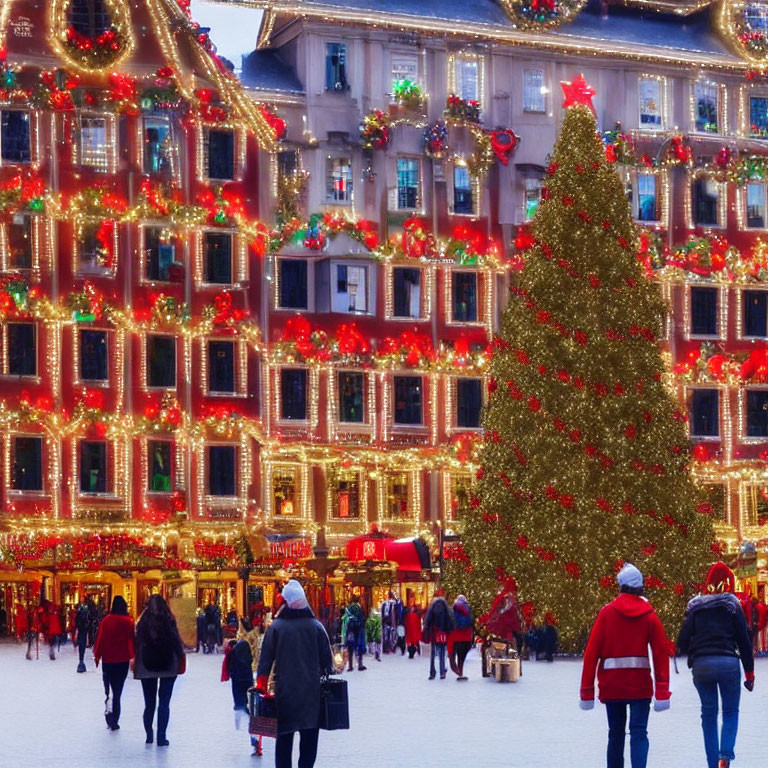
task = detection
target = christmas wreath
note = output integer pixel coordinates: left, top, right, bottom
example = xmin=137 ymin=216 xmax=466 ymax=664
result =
xmin=496 ymin=0 xmax=586 ymax=29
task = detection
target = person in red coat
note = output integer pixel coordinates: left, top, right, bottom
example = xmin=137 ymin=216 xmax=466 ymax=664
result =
xmin=580 ymin=563 xmax=670 ymax=768
xmin=93 ymin=595 xmax=135 ymax=731
xmin=36 ymin=598 xmax=63 ymax=660
xmin=403 ymin=599 xmax=422 ymax=659
xmin=448 ymin=595 xmax=474 ymax=680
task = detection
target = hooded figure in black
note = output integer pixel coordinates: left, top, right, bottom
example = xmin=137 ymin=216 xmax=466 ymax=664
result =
xmin=256 ymin=580 xmax=333 ymax=768
xmin=422 ymin=592 xmax=455 ymax=680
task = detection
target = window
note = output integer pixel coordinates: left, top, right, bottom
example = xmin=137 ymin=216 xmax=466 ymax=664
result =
xmin=747 ymin=390 xmax=768 ymax=437
xmin=690 ymin=287 xmax=718 ymax=336
xmin=456 ymin=378 xmax=482 ymax=428
xmin=690 ymin=389 xmax=719 ymax=437
xmin=80 ymin=117 xmax=108 ymax=169
xmin=639 ymin=77 xmax=663 ymax=129
xmin=453 ymin=166 xmax=473 ymax=215
xmin=1 ymin=111 xmax=30 ymax=163
xmin=524 ymin=178 xmax=542 ymax=221
xmin=391 ymin=54 xmax=418 ymax=93
xmin=325 ymin=43 xmax=348 ymax=91
xmin=273 ymin=469 xmax=297 ymax=516
xmin=635 ymin=174 xmax=658 ymax=222
xmin=454 ymin=58 xmax=479 ymax=102
xmin=208 ymin=445 xmax=235 ymax=496
xmin=747 ymin=183 xmax=767 ymax=228
xmin=143 ymin=117 xmax=172 ymax=175
xmin=281 ymin=368 xmax=307 ymax=420
xmin=393 ymin=267 xmax=421 ymax=319
xmin=6 ymin=214 xmax=33 ymax=269
xmin=449 ymin=474 xmax=472 ymax=520
xmin=144 ymin=226 xmax=176 ymax=282
xmin=746 ymin=2 xmax=768 ymax=31
xmin=385 ymin=473 xmax=409 ymax=519
xmin=523 ymin=69 xmax=546 ymax=113
xmin=452 ymin=272 xmax=478 ymax=322
xmin=147 ymin=335 xmax=176 ymax=388
xmin=744 ymin=291 xmax=768 ymax=337
xmin=12 ymin=436 xmax=42 ymax=491
xmin=334 ymin=473 xmax=360 ymax=518
xmin=208 ymin=340 xmax=235 ymax=394
xmin=326 ymin=157 xmax=352 ymax=203
xmin=69 ymin=0 xmax=110 ymax=36
xmin=393 ymin=375 xmax=422 ymax=425
xmin=693 ymin=179 xmax=720 ymax=227
xmin=396 ymin=158 xmax=419 ymax=210
xmin=751 ymin=96 xmax=768 ymax=139
xmin=204 ymin=232 xmax=233 ymax=284
xmin=278 ymin=259 xmax=308 ymax=309
xmin=8 ymin=322 xmax=35 ymax=376
xmin=148 ymin=440 xmax=172 ymax=492
xmin=333 ymin=265 xmax=368 ymax=313
xmin=206 ymin=129 xmax=235 ymax=180
xmin=339 ymin=371 xmax=364 ymax=423
xmin=80 ymin=440 xmax=107 ymax=494
xmin=80 ymin=329 xmax=108 ymax=381
xmin=694 ymin=82 xmax=719 ymax=133
xmin=78 ymin=222 xmax=112 ymax=275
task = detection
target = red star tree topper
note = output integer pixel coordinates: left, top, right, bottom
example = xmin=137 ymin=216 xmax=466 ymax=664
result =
xmin=561 ymin=73 xmax=596 ymax=115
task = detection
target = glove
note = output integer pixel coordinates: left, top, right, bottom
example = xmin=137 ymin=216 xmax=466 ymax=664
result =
xmin=579 ymin=699 xmax=595 ymax=711
xmin=744 ymin=671 xmax=755 ymax=692
xmin=653 ymin=699 xmax=670 ymax=712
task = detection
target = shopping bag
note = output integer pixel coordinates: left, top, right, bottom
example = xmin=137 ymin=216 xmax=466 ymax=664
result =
xmin=248 ymin=688 xmax=278 ymax=739
xmin=318 ymin=676 xmax=349 ymax=730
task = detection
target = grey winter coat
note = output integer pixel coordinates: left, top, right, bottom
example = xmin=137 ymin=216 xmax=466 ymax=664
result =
xmin=257 ymin=606 xmax=334 ymax=734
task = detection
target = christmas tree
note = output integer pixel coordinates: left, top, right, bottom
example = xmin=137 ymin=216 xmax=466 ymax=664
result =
xmin=446 ymin=76 xmax=713 ymax=649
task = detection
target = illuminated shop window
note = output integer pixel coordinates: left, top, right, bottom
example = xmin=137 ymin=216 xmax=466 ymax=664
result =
xmin=396 ymin=158 xmax=420 ymax=210
xmin=0 ymin=111 xmax=30 ymax=164
xmin=208 ymin=445 xmax=235 ymax=496
xmin=523 ymin=69 xmax=546 ymax=114
xmin=280 ymin=368 xmax=307 ymax=420
xmin=148 ymin=440 xmax=172 ymax=492
xmin=326 ymin=157 xmax=352 ymax=203
xmin=524 ymin=178 xmax=541 ymax=221
xmin=694 ymin=82 xmax=719 ymax=133
xmin=393 ymin=375 xmax=422 ymax=425
xmin=144 ymin=226 xmax=176 ymax=282
xmin=11 ymin=436 xmax=42 ymax=491
xmin=338 ymin=371 xmax=364 ymax=423
xmin=78 ymin=222 xmax=113 ymax=276
xmin=204 ymin=231 xmax=233 ymax=284
xmin=80 ymin=116 xmax=109 ymax=169
xmin=452 ymin=271 xmax=478 ymax=323
xmin=8 ymin=322 xmax=36 ymax=376
xmin=80 ymin=440 xmax=107 ymax=494
xmin=146 ymin=334 xmax=176 ymax=389
xmin=747 ymin=390 xmax=768 ymax=437
xmin=273 ymin=469 xmax=297 ymax=516
xmin=80 ymin=329 xmax=108 ymax=381
xmin=453 ymin=166 xmax=473 ymax=215
xmin=638 ymin=77 xmax=664 ymax=129
xmin=456 ymin=378 xmax=482 ymax=428
xmin=393 ymin=267 xmax=421 ymax=319
xmin=325 ymin=43 xmax=348 ymax=91
xmin=278 ymin=259 xmax=308 ymax=309
xmin=333 ymin=264 xmax=368 ymax=314
xmin=690 ymin=286 xmax=718 ymax=337
xmin=689 ymin=389 xmax=719 ymax=438
xmin=385 ymin=473 xmax=409 ymax=519
xmin=143 ymin=117 xmax=172 ymax=175
xmin=692 ymin=179 xmax=720 ymax=227
xmin=208 ymin=340 xmax=235 ymax=394
xmin=206 ymin=129 xmax=235 ymax=181
xmin=333 ymin=473 xmax=360 ymax=519
xmin=751 ymin=97 xmax=768 ymax=139
xmin=744 ymin=291 xmax=768 ymax=337
xmin=6 ymin=214 xmax=33 ymax=269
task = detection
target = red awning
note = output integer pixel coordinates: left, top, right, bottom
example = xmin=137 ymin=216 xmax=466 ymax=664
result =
xmin=346 ymin=535 xmax=430 ymax=572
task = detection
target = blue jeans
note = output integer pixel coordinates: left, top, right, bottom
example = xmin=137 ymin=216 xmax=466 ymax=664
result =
xmin=605 ymin=699 xmax=651 ymax=768
xmin=430 ymin=643 xmax=447 ymax=677
xmin=692 ymin=655 xmax=741 ymax=768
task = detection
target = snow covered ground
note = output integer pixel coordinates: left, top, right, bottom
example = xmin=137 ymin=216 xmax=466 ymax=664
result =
xmin=1 ymin=640 xmax=766 ymax=768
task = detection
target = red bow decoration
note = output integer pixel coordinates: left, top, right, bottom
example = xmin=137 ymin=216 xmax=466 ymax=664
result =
xmin=489 ymin=130 xmax=520 ymax=166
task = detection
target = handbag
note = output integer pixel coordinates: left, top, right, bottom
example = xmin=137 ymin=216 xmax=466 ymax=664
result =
xmin=248 ymin=688 xmax=278 ymax=739
xmin=318 ymin=676 xmax=349 ymax=731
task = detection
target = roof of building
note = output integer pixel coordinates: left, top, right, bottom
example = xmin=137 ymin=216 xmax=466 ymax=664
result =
xmin=241 ymin=49 xmax=305 ymax=94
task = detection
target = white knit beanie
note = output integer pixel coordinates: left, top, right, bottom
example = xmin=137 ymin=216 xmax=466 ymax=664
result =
xmin=616 ymin=563 xmax=643 ymax=589
xmin=282 ymin=579 xmax=308 ymax=610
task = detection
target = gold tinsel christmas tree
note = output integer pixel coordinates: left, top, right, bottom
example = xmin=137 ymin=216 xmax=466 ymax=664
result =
xmin=446 ymin=79 xmax=714 ymax=650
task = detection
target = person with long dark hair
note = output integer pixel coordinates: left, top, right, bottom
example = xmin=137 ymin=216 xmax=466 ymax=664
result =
xmin=93 ymin=595 xmax=135 ymax=731
xmin=134 ymin=594 xmax=185 ymax=747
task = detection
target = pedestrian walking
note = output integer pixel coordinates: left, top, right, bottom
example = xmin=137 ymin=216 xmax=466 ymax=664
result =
xmin=422 ymin=590 xmax=455 ymax=680
xmin=93 ymin=595 xmax=135 ymax=731
xmin=342 ymin=594 xmax=367 ymax=671
xmin=366 ymin=608 xmax=382 ymax=661
xmin=677 ymin=561 xmax=755 ymax=768
xmin=579 ymin=563 xmax=670 ymax=768
xmin=448 ymin=595 xmax=473 ymax=680
xmin=255 ymin=580 xmax=333 ymax=768
xmin=403 ymin=600 xmax=422 ymax=658
xmin=36 ymin=598 xmax=63 ymax=660
xmin=75 ymin=597 xmax=98 ymax=673
xmin=134 ymin=594 xmax=186 ymax=747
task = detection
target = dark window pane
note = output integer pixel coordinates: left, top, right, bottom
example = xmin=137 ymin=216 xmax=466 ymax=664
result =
xmin=690 ymin=287 xmax=718 ymax=336
xmin=325 ymin=43 xmax=348 ymax=91
xmin=208 ymin=341 xmax=235 ymax=393
xmin=393 ymin=267 xmax=420 ymax=318
xmin=745 ymin=291 xmax=767 ymax=337
xmin=148 ymin=440 xmax=172 ymax=492
xmin=69 ymin=0 xmax=110 ymax=36
xmin=80 ymin=441 xmax=107 ymax=494
xmin=12 ymin=436 xmax=42 ymax=491
xmin=145 ymin=227 xmax=175 ymax=282
xmin=147 ymin=335 xmax=176 ymax=388
xmin=8 ymin=323 xmax=35 ymax=376
xmin=208 ymin=445 xmax=235 ymax=496
xmin=690 ymin=389 xmax=719 ymax=437
xmin=80 ymin=329 xmax=108 ymax=381
xmin=204 ymin=232 xmax=232 ymax=284
xmin=207 ymin=130 xmax=235 ymax=180
xmin=452 ymin=272 xmax=478 ymax=322
xmin=1 ymin=111 xmax=30 ymax=163
xmin=8 ymin=214 xmax=32 ymax=269
xmin=747 ymin=390 xmax=768 ymax=437
xmin=454 ymin=167 xmax=473 ymax=214
xmin=693 ymin=179 xmax=719 ymax=226
xmin=394 ymin=375 xmax=422 ymax=425
xmin=279 ymin=260 xmax=308 ymax=309
xmin=339 ymin=372 xmax=364 ymax=423
xmin=281 ymin=369 xmax=307 ymax=420
xmin=143 ymin=119 xmax=171 ymax=175
xmin=456 ymin=378 xmax=482 ymax=428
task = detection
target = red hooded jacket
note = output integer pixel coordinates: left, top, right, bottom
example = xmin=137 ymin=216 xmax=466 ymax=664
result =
xmin=93 ymin=614 xmax=135 ymax=665
xmin=580 ymin=593 xmax=670 ymax=703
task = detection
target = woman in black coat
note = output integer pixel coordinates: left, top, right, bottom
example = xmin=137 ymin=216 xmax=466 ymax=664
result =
xmin=256 ymin=580 xmax=333 ymax=768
